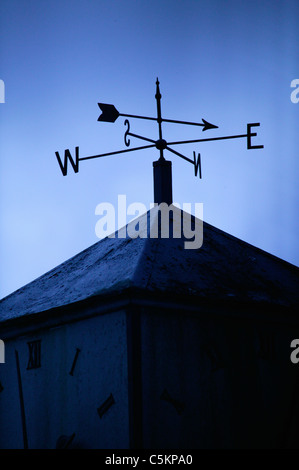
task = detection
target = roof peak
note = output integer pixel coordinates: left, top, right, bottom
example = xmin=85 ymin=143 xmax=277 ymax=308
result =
xmin=1 ymin=208 xmax=298 ymax=323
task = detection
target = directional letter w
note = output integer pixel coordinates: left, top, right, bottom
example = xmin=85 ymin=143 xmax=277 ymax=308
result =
xmin=55 ymin=147 xmax=79 ymax=176
xmin=193 ymin=151 xmax=202 ymax=178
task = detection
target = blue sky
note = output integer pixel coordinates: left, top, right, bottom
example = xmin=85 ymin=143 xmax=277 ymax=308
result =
xmin=0 ymin=0 xmax=298 ymax=299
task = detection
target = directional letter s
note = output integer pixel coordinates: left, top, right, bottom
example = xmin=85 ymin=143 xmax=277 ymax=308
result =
xmin=124 ymin=119 xmax=130 ymax=147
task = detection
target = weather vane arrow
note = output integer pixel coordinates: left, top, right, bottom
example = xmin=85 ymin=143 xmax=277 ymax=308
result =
xmin=98 ymin=101 xmax=218 ymax=131
xmin=55 ymin=78 xmax=263 ymax=180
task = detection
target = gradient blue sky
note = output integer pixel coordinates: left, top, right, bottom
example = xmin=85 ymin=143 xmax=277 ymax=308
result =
xmin=0 ymin=0 xmax=298 ymax=299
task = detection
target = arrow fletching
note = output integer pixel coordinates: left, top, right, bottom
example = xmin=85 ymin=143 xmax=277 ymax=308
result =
xmin=98 ymin=103 xmax=120 ymax=123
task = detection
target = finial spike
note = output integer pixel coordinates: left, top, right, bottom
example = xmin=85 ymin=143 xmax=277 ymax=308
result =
xmin=155 ymin=78 xmax=161 ymax=100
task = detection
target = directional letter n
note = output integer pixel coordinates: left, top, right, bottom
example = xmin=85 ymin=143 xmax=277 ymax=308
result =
xmin=193 ymin=151 xmax=202 ymax=178
xmin=55 ymin=147 xmax=79 ymax=176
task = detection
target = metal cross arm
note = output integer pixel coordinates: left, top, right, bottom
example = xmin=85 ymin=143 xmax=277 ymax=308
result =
xmin=122 ymin=121 xmax=263 ymax=180
xmin=55 ymin=143 xmax=157 ymax=176
xmin=55 ymin=79 xmax=263 ymax=179
xmin=167 ymin=123 xmax=264 ymax=150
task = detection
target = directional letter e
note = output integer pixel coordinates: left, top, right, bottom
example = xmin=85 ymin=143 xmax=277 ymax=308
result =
xmin=0 ymin=80 xmax=5 ymax=103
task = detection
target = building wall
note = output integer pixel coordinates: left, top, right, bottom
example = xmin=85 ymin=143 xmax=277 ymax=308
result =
xmin=140 ymin=307 xmax=299 ymax=449
xmin=1 ymin=301 xmax=299 ymax=449
xmin=0 ymin=309 xmax=129 ymax=449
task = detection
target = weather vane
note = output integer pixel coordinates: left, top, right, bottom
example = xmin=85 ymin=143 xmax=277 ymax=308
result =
xmin=55 ymin=78 xmax=263 ymax=199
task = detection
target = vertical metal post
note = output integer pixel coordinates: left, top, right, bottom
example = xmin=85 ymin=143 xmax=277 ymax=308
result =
xmin=155 ymin=78 xmax=164 ymax=161
xmin=154 ymin=78 xmax=173 ymax=204
xmin=153 ymin=158 xmax=173 ymax=205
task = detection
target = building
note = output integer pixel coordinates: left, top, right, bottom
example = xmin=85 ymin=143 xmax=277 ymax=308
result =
xmin=0 ymin=198 xmax=299 ymax=449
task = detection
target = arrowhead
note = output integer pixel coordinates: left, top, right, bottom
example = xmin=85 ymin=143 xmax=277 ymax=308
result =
xmin=201 ymin=119 xmax=218 ymax=131
xmin=98 ymin=103 xmax=119 ymax=123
